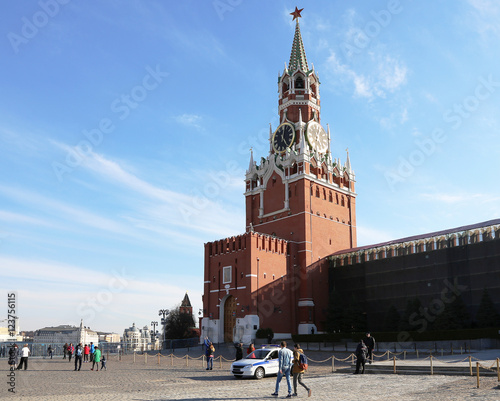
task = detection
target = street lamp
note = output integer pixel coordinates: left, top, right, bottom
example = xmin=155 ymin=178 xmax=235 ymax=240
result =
xmin=158 ymin=309 xmax=169 ymax=349
xmin=151 ymin=321 xmax=158 ymax=350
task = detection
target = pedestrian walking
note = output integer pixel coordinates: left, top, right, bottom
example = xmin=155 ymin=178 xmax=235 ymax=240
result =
xmin=91 ymin=346 xmax=101 ymax=371
xmin=90 ymin=342 xmax=95 ymax=362
xmin=83 ymin=344 xmax=90 ymax=362
xmin=67 ymin=343 xmax=74 ymax=362
xmin=363 ymin=332 xmax=375 ymax=363
xmin=8 ymin=344 xmax=18 ymax=368
xmin=292 ymin=344 xmax=311 ymax=397
xmin=47 ymin=345 xmax=53 ymax=359
xmin=101 ymin=354 xmax=107 ymax=371
xmin=63 ymin=343 xmax=68 ymax=359
xmin=204 ymin=337 xmax=215 ymax=370
xmin=16 ymin=344 xmax=30 ymax=370
xmin=271 ymin=341 xmax=293 ymax=398
xmin=235 ymin=342 xmax=243 ymax=361
xmin=74 ymin=343 xmax=83 ymax=371
xmin=354 ymin=339 xmax=368 ymax=374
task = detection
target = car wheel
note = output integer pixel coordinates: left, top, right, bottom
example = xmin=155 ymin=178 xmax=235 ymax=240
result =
xmin=254 ymin=367 xmax=265 ymax=379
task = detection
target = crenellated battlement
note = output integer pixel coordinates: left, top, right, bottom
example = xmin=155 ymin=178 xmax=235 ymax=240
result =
xmin=205 ymin=232 xmax=288 ymax=257
xmin=331 ymin=220 xmax=500 ymax=267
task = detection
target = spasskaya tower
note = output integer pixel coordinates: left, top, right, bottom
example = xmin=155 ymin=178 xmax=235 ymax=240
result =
xmin=201 ymin=7 xmax=357 ymax=343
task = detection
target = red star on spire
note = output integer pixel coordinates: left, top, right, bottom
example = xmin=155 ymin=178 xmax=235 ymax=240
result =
xmin=290 ymin=7 xmax=304 ymax=21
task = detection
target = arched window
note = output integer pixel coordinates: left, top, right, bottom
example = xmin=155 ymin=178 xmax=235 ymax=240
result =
xmin=295 ymin=76 xmax=304 ymax=89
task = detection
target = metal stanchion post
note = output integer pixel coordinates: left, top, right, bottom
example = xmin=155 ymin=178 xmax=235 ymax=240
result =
xmin=393 ymin=356 xmax=396 ymax=374
xmin=186 ymin=355 xmax=188 ymax=367
xmin=332 ymin=356 xmax=335 ymax=372
xmin=430 ymin=355 xmax=433 ymax=375
xmin=476 ymin=362 xmax=480 ymax=388
xmin=496 ymin=358 xmax=499 ymax=382
xmin=219 ymin=356 xmax=222 ymax=369
xmin=469 ymin=356 xmax=472 ymax=376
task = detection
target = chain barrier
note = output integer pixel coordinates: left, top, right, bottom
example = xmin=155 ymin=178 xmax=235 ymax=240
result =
xmin=121 ymin=348 xmax=500 ymax=380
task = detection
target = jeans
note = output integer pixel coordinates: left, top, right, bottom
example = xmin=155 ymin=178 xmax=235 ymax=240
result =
xmin=207 ymin=356 xmax=213 ymax=369
xmin=293 ymin=372 xmax=309 ymax=394
xmin=74 ymin=355 xmax=82 ymax=371
xmin=275 ymin=366 xmax=292 ymax=395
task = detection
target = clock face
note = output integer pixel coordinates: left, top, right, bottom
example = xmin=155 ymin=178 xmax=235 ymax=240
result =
xmin=306 ymin=121 xmax=328 ymax=153
xmin=272 ymin=122 xmax=295 ymax=153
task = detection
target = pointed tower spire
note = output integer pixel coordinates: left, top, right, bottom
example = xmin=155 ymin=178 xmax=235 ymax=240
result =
xmin=248 ymin=147 xmax=254 ymax=171
xmin=288 ymin=11 xmax=309 ymax=73
xmin=345 ymin=148 xmax=352 ymax=173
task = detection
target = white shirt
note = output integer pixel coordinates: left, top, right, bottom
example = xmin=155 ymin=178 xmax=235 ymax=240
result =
xmin=21 ymin=346 xmax=30 ymax=357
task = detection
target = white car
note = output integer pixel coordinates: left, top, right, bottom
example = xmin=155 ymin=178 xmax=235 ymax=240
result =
xmin=230 ymin=346 xmax=280 ymax=379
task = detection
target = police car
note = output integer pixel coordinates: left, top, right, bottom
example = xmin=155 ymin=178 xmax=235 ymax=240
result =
xmin=230 ymin=346 xmax=280 ymax=379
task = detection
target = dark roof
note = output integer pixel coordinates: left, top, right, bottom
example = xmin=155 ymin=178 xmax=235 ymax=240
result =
xmin=181 ymin=292 xmax=192 ymax=307
xmin=331 ymin=218 xmax=500 ymax=256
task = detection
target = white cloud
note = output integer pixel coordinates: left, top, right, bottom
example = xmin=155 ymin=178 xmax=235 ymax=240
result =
xmin=174 ymin=113 xmax=203 ymax=131
xmin=0 ymin=256 xmax=201 ymax=333
xmin=467 ymin=0 xmax=500 ymax=38
xmin=326 ymin=52 xmax=407 ymax=100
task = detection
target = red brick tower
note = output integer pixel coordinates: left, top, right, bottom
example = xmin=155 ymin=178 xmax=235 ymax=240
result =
xmin=200 ymin=8 xmax=357 ymax=343
xmin=244 ymin=9 xmax=357 ymax=334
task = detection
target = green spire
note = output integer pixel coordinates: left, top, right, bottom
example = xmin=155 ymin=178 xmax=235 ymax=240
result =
xmin=288 ymin=19 xmax=309 ymax=73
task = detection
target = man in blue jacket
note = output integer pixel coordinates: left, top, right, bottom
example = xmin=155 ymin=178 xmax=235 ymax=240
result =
xmin=272 ymin=341 xmax=293 ymax=398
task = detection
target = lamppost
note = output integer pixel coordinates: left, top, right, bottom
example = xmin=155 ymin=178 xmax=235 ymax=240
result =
xmin=158 ymin=309 xmax=169 ymax=349
xmin=150 ymin=321 xmax=158 ymax=350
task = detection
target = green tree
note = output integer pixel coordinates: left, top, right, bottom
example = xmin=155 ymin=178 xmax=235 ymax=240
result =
xmin=384 ymin=305 xmax=401 ymax=331
xmin=432 ymin=295 xmax=471 ymax=330
xmin=475 ymin=289 xmax=500 ymax=328
xmin=164 ymin=305 xmax=196 ymax=339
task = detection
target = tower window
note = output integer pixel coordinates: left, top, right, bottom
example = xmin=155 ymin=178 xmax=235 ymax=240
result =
xmin=295 ymin=76 xmax=304 ymax=89
xmin=223 ymin=266 xmax=232 ymax=284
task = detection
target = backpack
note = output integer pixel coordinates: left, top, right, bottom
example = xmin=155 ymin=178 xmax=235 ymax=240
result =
xmin=298 ymin=352 xmax=308 ymax=371
xmin=76 ymin=348 xmax=82 ymax=356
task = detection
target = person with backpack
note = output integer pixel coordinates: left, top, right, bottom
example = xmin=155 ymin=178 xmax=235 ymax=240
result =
xmin=204 ymin=337 xmax=215 ymax=370
xmin=74 ymin=343 xmax=83 ymax=371
xmin=354 ymin=339 xmax=368 ymax=374
xmin=292 ymin=344 xmax=311 ymax=397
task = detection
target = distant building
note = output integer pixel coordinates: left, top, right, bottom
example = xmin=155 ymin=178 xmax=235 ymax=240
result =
xmin=97 ymin=332 xmax=121 ymax=343
xmin=33 ymin=320 xmax=98 ymax=345
xmin=0 ymin=326 xmax=22 ymax=342
xmin=122 ymin=323 xmax=151 ymax=351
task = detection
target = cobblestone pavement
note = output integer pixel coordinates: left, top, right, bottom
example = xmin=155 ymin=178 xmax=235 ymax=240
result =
xmin=1 ymin=354 xmax=499 ymax=400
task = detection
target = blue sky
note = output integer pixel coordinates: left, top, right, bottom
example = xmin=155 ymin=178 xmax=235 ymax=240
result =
xmin=1 ymin=1 xmax=499 ymax=334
